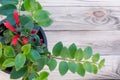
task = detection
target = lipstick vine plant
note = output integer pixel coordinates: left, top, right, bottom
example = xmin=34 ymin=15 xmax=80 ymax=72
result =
xmin=0 ymin=0 xmax=105 ymax=80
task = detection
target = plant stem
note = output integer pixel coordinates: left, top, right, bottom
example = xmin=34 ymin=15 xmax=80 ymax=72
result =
xmin=50 ymin=55 xmax=98 ymax=65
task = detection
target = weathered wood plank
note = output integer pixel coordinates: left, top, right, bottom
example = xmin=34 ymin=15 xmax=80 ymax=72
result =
xmin=38 ymin=0 xmax=120 ymax=7
xmin=42 ymin=7 xmax=120 ymax=31
xmin=45 ymin=31 xmax=120 ymax=55
xmin=0 ymin=55 xmax=119 ymax=80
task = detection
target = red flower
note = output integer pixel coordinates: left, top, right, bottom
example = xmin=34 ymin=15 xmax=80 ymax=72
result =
xmin=3 ymin=21 xmax=17 ymax=32
xmin=4 ymin=11 xmax=29 ymax=46
xmin=12 ymin=35 xmax=19 ymax=46
xmin=22 ymin=37 xmax=28 ymax=45
xmin=14 ymin=11 xmax=20 ymax=26
xmin=31 ymin=30 xmax=37 ymax=34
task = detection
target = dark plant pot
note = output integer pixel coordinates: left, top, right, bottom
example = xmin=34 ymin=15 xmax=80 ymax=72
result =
xmin=0 ymin=19 xmax=48 ymax=73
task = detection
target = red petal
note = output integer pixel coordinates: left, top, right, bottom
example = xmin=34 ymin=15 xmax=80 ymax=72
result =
xmin=14 ymin=11 xmax=20 ymax=26
xmin=12 ymin=35 xmax=19 ymax=46
xmin=31 ymin=30 xmax=37 ymax=34
xmin=3 ymin=21 xmax=17 ymax=32
xmin=22 ymin=37 xmax=28 ymax=45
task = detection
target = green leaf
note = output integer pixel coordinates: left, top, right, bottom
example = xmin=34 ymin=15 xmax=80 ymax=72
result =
xmin=98 ymin=59 xmax=105 ymax=69
xmin=15 ymin=54 xmax=26 ymax=71
xmin=0 ymin=42 xmax=2 ymax=49
xmin=24 ymin=0 xmax=42 ymax=11
xmin=0 ymin=55 xmax=5 ymax=69
xmin=33 ymin=10 xmax=52 ymax=27
xmin=3 ymin=30 xmax=14 ymax=44
xmin=39 ymin=71 xmax=49 ymax=80
xmin=2 ymin=58 xmax=14 ymax=69
xmin=68 ymin=61 xmax=76 ymax=73
xmin=76 ymin=63 xmax=85 ymax=76
xmin=75 ymin=48 xmax=83 ymax=61
xmin=33 ymin=10 xmax=50 ymax=21
xmin=47 ymin=58 xmax=57 ymax=71
xmin=29 ymin=73 xmax=39 ymax=80
xmin=52 ymin=42 xmax=63 ymax=56
xmin=83 ymin=61 xmax=92 ymax=73
xmin=22 ymin=44 xmax=31 ymax=55
xmin=92 ymin=64 xmax=98 ymax=74
xmin=59 ymin=61 xmax=68 ymax=76
xmin=0 ymin=0 xmax=18 ymax=5
xmin=0 ymin=4 xmax=17 ymax=15
xmin=84 ymin=46 xmax=92 ymax=60
xmin=0 ymin=42 xmax=2 ymax=58
xmin=68 ymin=43 xmax=77 ymax=59
xmin=10 ymin=67 xmax=28 ymax=79
xmin=32 ymin=57 xmax=45 ymax=72
xmin=24 ymin=21 xmax=34 ymax=31
xmin=19 ymin=15 xmax=32 ymax=26
xmin=60 ymin=47 xmax=69 ymax=59
xmin=4 ymin=46 xmax=15 ymax=57
xmin=92 ymin=53 xmax=100 ymax=63
xmin=24 ymin=0 xmax=33 ymax=11
xmin=6 ymin=14 xmax=16 ymax=25
xmin=31 ymin=35 xmax=40 ymax=45
xmin=27 ymin=49 xmax=41 ymax=62
xmin=38 ymin=18 xmax=53 ymax=27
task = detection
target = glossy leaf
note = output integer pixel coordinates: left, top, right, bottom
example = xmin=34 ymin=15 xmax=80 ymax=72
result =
xmin=4 ymin=46 xmax=15 ymax=57
xmin=92 ymin=64 xmax=98 ymax=74
xmin=22 ymin=44 xmax=31 ymax=55
xmin=84 ymin=46 xmax=92 ymax=60
xmin=75 ymin=48 xmax=83 ymax=61
xmin=38 ymin=18 xmax=53 ymax=27
xmin=76 ymin=63 xmax=85 ymax=76
xmin=27 ymin=49 xmax=41 ymax=62
xmin=52 ymin=42 xmax=63 ymax=56
xmin=19 ymin=15 xmax=32 ymax=26
xmin=0 ymin=4 xmax=17 ymax=15
xmin=0 ymin=0 xmax=18 ymax=5
xmin=32 ymin=57 xmax=45 ymax=72
xmin=6 ymin=14 xmax=16 ymax=26
xmin=60 ymin=47 xmax=69 ymax=59
xmin=24 ymin=21 xmax=34 ymax=31
xmin=29 ymin=73 xmax=39 ymax=80
xmin=92 ymin=53 xmax=100 ymax=63
xmin=47 ymin=58 xmax=57 ymax=71
xmin=68 ymin=43 xmax=77 ymax=59
xmin=98 ymin=59 xmax=105 ymax=69
xmin=24 ymin=0 xmax=42 ymax=11
xmin=15 ymin=54 xmax=26 ymax=71
xmin=0 ymin=42 xmax=2 ymax=58
xmin=68 ymin=61 xmax=76 ymax=73
xmin=10 ymin=67 xmax=28 ymax=79
xmin=33 ymin=10 xmax=52 ymax=27
xmin=39 ymin=71 xmax=49 ymax=80
xmin=2 ymin=58 xmax=14 ymax=69
xmin=59 ymin=61 xmax=68 ymax=76
xmin=83 ymin=61 xmax=92 ymax=73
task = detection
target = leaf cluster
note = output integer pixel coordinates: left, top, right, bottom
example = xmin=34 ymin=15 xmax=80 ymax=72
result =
xmin=0 ymin=0 xmax=52 ymax=27
xmin=52 ymin=42 xmax=105 ymax=76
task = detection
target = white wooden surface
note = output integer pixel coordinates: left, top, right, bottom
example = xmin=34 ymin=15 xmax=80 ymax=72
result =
xmin=0 ymin=0 xmax=120 ymax=80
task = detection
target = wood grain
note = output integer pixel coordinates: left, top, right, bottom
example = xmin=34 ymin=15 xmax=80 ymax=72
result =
xmin=38 ymin=0 xmax=120 ymax=7
xmin=0 ymin=0 xmax=120 ymax=79
xmin=45 ymin=31 xmax=120 ymax=55
xmin=42 ymin=7 xmax=120 ymax=31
